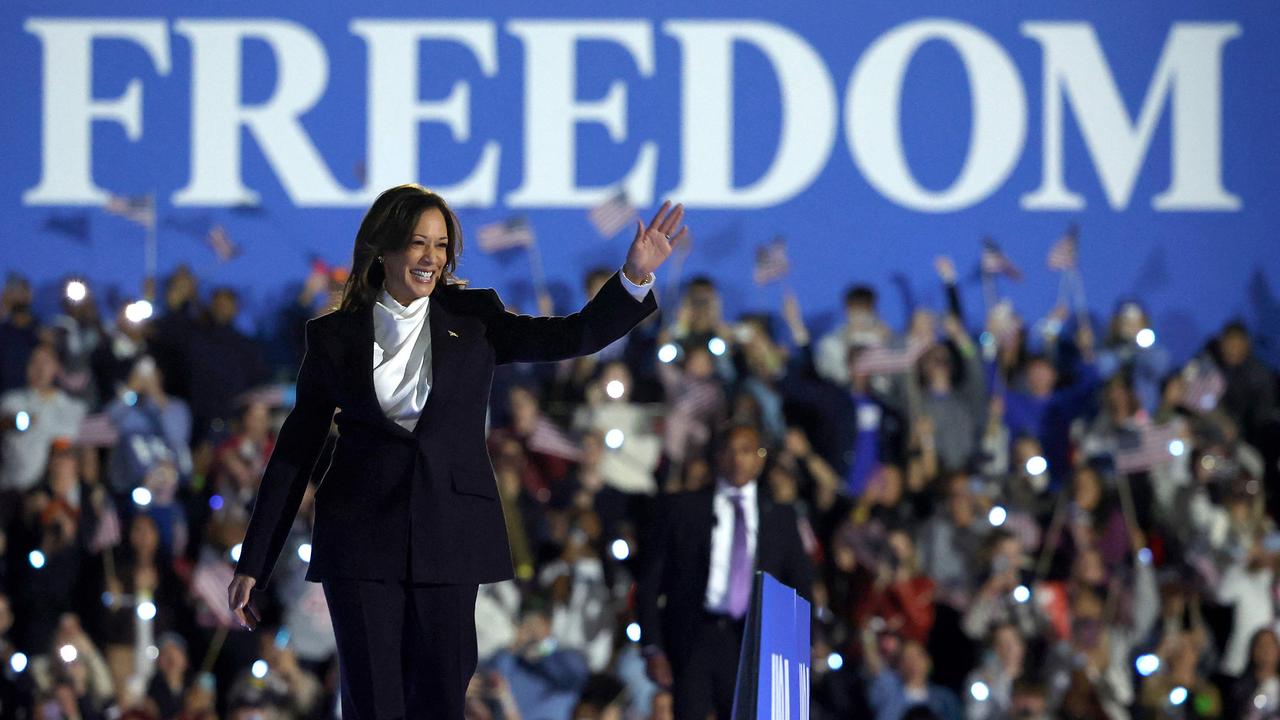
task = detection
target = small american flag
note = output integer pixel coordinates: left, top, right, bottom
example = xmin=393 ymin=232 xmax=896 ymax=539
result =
xmin=77 ymin=413 xmax=119 ymax=447
xmin=981 ymin=238 xmax=1022 ymax=280
xmin=525 ymin=416 xmax=582 ymax=462
xmin=1114 ymin=420 xmax=1185 ymax=474
xmin=191 ymin=559 xmax=238 ymax=628
xmin=1047 ymin=224 xmax=1079 ymax=271
xmin=588 ymin=190 xmax=637 ymax=239
xmin=206 ymin=225 xmax=240 ymax=263
xmin=1179 ymin=361 xmax=1225 ymax=413
xmin=752 ymin=236 xmax=789 ymax=285
xmin=105 ymin=194 xmax=156 ymax=230
xmin=476 ymin=217 xmax=535 ymax=253
xmin=852 ymin=338 xmax=932 ymax=375
xmin=88 ymin=501 xmax=123 ymax=552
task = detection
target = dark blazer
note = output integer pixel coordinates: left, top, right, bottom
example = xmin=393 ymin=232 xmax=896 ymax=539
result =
xmin=236 ymin=271 xmax=657 ymax=589
xmin=635 ymin=484 xmax=813 ymax=660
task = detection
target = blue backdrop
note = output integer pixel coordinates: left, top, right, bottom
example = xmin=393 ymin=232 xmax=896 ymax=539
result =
xmin=3 ymin=1 xmax=1278 ymax=366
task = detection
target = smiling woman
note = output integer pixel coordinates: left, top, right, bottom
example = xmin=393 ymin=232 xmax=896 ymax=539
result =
xmin=338 ymin=185 xmax=468 ymax=312
xmin=226 ymin=182 xmax=687 ymax=720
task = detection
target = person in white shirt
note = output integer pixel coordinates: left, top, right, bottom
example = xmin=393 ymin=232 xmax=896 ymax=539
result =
xmin=0 ymin=345 xmax=87 ymax=494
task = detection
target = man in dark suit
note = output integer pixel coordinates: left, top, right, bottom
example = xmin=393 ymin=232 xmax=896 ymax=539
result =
xmin=227 ymin=186 xmax=690 ymax=720
xmin=637 ymin=423 xmax=814 ymax=720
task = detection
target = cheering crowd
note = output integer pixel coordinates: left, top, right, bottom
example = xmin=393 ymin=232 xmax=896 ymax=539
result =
xmin=0 ymin=248 xmax=1276 ymax=720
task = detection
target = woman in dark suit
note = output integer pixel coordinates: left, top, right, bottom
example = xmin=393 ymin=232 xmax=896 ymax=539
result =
xmin=226 ymin=184 xmax=687 ymax=719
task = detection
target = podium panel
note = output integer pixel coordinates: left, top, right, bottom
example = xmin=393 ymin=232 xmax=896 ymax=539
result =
xmin=732 ymin=571 xmax=811 ymax=720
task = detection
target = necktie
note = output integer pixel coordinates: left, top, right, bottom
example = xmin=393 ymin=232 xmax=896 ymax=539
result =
xmin=726 ymin=491 xmax=751 ymax=618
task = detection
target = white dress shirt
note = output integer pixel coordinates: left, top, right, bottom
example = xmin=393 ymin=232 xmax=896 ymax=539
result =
xmin=371 ymin=269 xmax=653 ymax=430
xmin=704 ymin=478 xmax=758 ymax=613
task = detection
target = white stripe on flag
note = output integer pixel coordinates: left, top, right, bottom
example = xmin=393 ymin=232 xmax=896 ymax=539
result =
xmin=589 ymin=192 xmax=637 ymax=238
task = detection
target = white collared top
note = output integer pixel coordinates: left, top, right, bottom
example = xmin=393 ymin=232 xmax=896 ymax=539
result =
xmin=372 ymin=289 xmax=433 ymax=431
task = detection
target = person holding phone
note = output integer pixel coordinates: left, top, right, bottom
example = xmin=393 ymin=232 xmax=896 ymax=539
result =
xmin=227 ymin=184 xmax=685 ymax=719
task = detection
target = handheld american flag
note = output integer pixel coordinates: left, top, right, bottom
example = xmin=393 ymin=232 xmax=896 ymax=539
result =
xmin=588 ymin=190 xmax=637 ymax=239
xmin=105 ymin=194 xmax=156 ymax=230
xmin=753 ymin=236 xmax=789 ymax=285
xmin=852 ymin=338 xmax=932 ymax=376
xmin=1114 ymin=420 xmax=1186 ymax=474
xmin=1047 ymin=224 xmax=1079 ymax=271
xmin=476 ymin=217 xmax=535 ymax=253
xmin=77 ymin=413 xmax=119 ymax=447
xmin=206 ymin=225 xmax=240 ymax=263
xmin=1179 ymin=360 xmax=1226 ymax=413
xmin=981 ymin=238 xmax=1022 ymax=281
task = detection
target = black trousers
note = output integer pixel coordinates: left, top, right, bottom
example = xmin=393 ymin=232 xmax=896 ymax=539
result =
xmin=670 ymin=612 xmax=746 ymax=720
xmin=321 ymin=578 xmax=479 ymax=719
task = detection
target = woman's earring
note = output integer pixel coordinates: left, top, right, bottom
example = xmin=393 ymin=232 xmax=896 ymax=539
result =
xmin=376 ymin=256 xmax=384 ymax=264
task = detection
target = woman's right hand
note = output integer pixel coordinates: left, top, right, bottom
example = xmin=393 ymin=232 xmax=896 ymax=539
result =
xmin=227 ymin=574 xmax=260 ymax=630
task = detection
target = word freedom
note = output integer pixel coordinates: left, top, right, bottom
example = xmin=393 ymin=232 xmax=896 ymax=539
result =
xmin=24 ymin=18 xmax=1241 ymax=212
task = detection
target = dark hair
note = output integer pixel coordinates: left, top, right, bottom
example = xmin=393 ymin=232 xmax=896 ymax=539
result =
xmin=714 ymin=422 xmax=763 ymax=457
xmin=1221 ymin=319 xmax=1250 ymax=339
xmin=686 ymin=275 xmax=717 ymax=292
xmin=844 ymin=284 xmax=877 ymax=307
xmin=338 ymin=184 xmax=466 ymax=312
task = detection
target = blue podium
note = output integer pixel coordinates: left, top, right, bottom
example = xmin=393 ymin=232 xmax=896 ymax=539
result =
xmin=732 ymin=571 xmax=812 ymax=720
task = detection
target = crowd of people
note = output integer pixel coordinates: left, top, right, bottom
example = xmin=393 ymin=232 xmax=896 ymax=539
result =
xmin=0 ymin=254 xmax=1276 ymax=720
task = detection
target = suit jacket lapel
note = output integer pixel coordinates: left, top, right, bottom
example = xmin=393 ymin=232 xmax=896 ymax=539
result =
xmin=413 ymin=295 xmax=456 ymax=437
xmin=339 ymin=305 xmax=416 ymax=440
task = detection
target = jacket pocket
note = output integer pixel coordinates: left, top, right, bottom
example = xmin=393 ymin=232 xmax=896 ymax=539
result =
xmin=450 ymin=467 xmax=499 ymax=499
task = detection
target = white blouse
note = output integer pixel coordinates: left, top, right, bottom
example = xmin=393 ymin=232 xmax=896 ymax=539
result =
xmin=372 ymin=289 xmax=433 ymax=430
xmin=371 ymin=270 xmax=653 ymax=431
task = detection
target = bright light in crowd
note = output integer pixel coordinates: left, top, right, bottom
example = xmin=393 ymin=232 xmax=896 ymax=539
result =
xmin=132 ymin=487 xmax=152 ymax=506
xmin=298 ymin=543 xmax=312 ymax=563
xmin=1256 ymin=694 xmax=1269 ymax=710
xmin=1013 ymin=585 xmax=1031 ymax=604
xmin=708 ymin=337 xmax=727 ymax=356
xmin=626 ymin=623 xmax=642 ymax=643
xmin=251 ymin=660 xmax=269 ymax=679
xmin=65 ymin=280 xmax=87 ymax=303
xmin=230 ymin=543 xmax=242 ymax=562
xmin=146 ymin=645 xmax=160 ymax=660
xmin=988 ymin=506 xmax=1007 ymax=527
xmin=15 ymin=411 xmax=29 ymax=432
xmin=611 ymin=539 xmax=630 ymax=561
xmin=125 ymin=300 xmax=153 ymax=324
xmin=658 ymin=343 xmax=678 ymax=364
xmin=1169 ymin=440 xmax=1185 ymax=457
xmin=28 ymin=550 xmax=45 ymax=569
xmin=209 ymin=494 xmax=224 ymax=511
xmin=1025 ymin=455 xmax=1048 ymax=476
xmin=605 ymin=429 xmax=625 ymax=449
xmin=1138 ymin=547 xmax=1153 ymax=565
xmin=1169 ymin=687 xmax=1188 ymax=706
xmin=1136 ymin=654 xmax=1160 ymax=677
xmin=137 ymin=601 xmax=157 ymax=621
xmin=59 ymin=645 xmax=77 ymax=663
xmin=1136 ymin=328 xmax=1156 ymax=348
xmin=9 ymin=652 xmax=27 ymax=673
xmin=101 ymin=592 xmax=114 ymax=607
xmin=827 ymin=653 xmax=844 ymax=671
xmin=970 ymin=681 xmax=990 ymax=702
xmin=605 ymin=380 xmax=625 ymax=399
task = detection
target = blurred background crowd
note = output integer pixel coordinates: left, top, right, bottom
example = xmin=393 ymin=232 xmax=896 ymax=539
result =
xmin=0 ymin=252 xmax=1277 ymax=720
